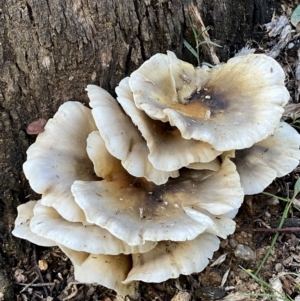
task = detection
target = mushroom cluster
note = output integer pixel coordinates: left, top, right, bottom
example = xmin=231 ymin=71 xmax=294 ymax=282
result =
xmin=13 ymin=51 xmax=300 ymax=296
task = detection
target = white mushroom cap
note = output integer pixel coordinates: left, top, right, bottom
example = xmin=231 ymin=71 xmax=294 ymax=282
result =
xmin=123 ymin=233 xmax=219 ymax=284
xmin=30 ymin=203 xmax=157 ymax=254
xmin=71 ymin=157 xmax=243 ymax=246
xmin=234 ymin=121 xmax=300 ymax=195
xmin=116 ymin=77 xmax=221 ymax=171
xmin=167 ymin=51 xmax=210 ymax=105
xmin=86 ymin=85 xmax=179 ymax=185
xmin=86 ymin=131 xmax=125 ymax=180
xmin=129 ymin=52 xmax=289 ymax=151
xmin=23 ymin=102 xmax=98 ymax=223
xmin=183 ymin=207 xmax=236 ymax=239
xmin=12 ymin=201 xmax=56 ymax=247
xmin=187 ymin=158 xmax=221 ymax=171
xmin=59 ymin=245 xmax=137 ymax=296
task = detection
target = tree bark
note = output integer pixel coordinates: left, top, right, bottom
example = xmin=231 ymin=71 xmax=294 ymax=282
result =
xmin=0 ymin=0 xmax=277 ymax=299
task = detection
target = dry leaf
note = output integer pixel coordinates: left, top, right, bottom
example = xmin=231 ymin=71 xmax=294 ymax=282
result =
xmin=210 ymin=253 xmax=227 ymax=267
xmin=269 ymin=276 xmax=285 ymax=301
xmin=38 ymin=259 xmax=48 ymax=271
xmin=27 ymin=119 xmax=47 ymax=134
xmin=171 ymin=292 xmax=190 ymax=301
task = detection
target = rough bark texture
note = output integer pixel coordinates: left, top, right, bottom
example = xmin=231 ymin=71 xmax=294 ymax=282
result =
xmin=0 ymin=0 xmax=277 ymax=299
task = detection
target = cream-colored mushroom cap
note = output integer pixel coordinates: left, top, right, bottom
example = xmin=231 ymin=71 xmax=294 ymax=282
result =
xmin=30 ymin=203 xmax=157 ymax=254
xmin=86 ymin=84 xmax=178 ymax=184
xmin=234 ymin=121 xmax=300 ymax=195
xmin=23 ymin=102 xmax=98 ymax=223
xmin=123 ymin=233 xmax=219 ymax=283
xmin=86 ymin=131 xmax=125 ymax=180
xmin=59 ymin=245 xmax=137 ymax=296
xmin=129 ymin=52 xmax=289 ymax=151
xmin=71 ymin=158 xmax=243 ymax=246
xmin=187 ymin=158 xmax=221 ymax=171
xmin=12 ymin=201 xmax=56 ymax=247
xmin=116 ymin=77 xmax=221 ymax=171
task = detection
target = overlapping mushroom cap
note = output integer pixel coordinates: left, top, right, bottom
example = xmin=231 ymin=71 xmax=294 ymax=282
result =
xmin=87 ymin=85 xmax=179 ymax=185
xmin=13 ymin=99 xmax=244 ymax=295
xmin=233 ymin=121 xmax=300 ymax=195
xmin=13 ymin=51 xmax=300 ymax=296
xmin=115 ymin=77 xmax=221 ymax=172
xmin=22 ymin=102 xmax=98 ymax=223
xmin=129 ymin=51 xmax=289 ymax=151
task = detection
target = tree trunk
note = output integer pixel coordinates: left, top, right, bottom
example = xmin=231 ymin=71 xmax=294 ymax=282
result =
xmin=0 ymin=0 xmax=277 ymax=299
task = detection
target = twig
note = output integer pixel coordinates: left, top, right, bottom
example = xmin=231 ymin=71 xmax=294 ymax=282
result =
xmin=16 ymin=281 xmax=56 ymax=287
xmin=147 ymin=284 xmax=164 ymax=301
xmin=19 ymin=275 xmax=39 ymax=293
xmin=63 ymin=284 xmax=78 ymax=301
xmin=236 ymin=227 xmax=300 ymax=233
xmin=33 ymin=245 xmax=48 ymax=297
xmin=188 ymin=3 xmax=220 ymax=65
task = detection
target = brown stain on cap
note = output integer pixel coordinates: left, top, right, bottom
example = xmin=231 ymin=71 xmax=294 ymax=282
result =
xmin=185 ymin=87 xmax=228 ymax=117
xmin=167 ymin=85 xmax=228 ymax=120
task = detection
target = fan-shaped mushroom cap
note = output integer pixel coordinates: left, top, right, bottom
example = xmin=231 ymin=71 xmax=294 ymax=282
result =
xmin=12 ymin=201 xmax=56 ymax=247
xmin=59 ymin=245 xmax=137 ymax=296
xmin=129 ymin=52 xmax=289 ymax=151
xmin=86 ymin=85 xmax=178 ymax=184
xmin=116 ymin=77 xmax=221 ymax=171
xmin=23 ymin=102 xmax=98 ymax=223
xmin=30 ymin=203 xmax=157 ymax=254
xmin=123 ymin=233 xmax=219 ymax=284
xmin=234 ymin=121 xmax=300 ymax=195
xmin=71 ymin=158 xmax=243 ymax=246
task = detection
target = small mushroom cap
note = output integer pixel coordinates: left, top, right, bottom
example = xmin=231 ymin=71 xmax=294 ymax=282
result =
xmin=86 ymin=84 xmax=178 ymax=184
xmin=59 ymin=245 xmax=137 ymax=296
xmin=182 ymin=157 xmax=243 ymax=215
xmin=23 ymin=102 xmax=98 ymax=223
xmin=187 ymin=158 xmax=221 ymax=171
xmin=234 ymin=121 xmax=300 ymax=195
xmin=129 ymin=52 xmax=289 ymax=151
xmin=59 ymin=245 xmax=89 ymax=266
xmin=71 ymin=158 xmax=243 ymax=246
xmin=129 ymin=52 xmax=178 ymax=122
xmin=183 ymin=207 xmax=236 ymax=238
xmin=30 ymin=203 xmax=157 ymax=254
xmin=116 ymin=77 xmax=221 ymax=171
xmin=167 ymin=51 xmax=210 ymax=105
xmin=86 ymin=131 xmax=125 ymax=180
xmin=12 ymin=201 xmax=56 ymax=247
xmin=123 ymin=233 xmax=219 ymax=284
